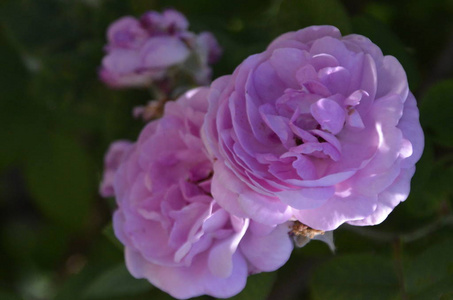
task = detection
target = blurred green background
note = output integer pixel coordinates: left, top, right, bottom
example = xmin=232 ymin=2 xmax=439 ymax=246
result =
xmin=1 ymin=0 xmax=453 ymax=299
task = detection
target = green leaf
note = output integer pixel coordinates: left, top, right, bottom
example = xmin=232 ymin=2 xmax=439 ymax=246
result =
xmin=310 ymin=254 xmax=400 ymax=300
xmin=270 ymin=0 xmax=352 ymax=35
xmin=351 ymin=15 xmax=420 ymax=90
xmin=82 ymin=263 xmax=152 ymax=299
xmin=0 ymin=24 xmax=30 ymax=169
xmin=54 ymin=261 xmax=106 ymax=300
xmin=405 ymin=238 xmax=453 ymax=299
xmin=404 ymin=137 xmax=449 ymax=218
xmin=24 ymin=132 xmax=95 ymax=232
xmin=440 ymin=292 xmax=453 ymax=300
xmin=420 ymin=79 xmax=453 ymax=147
xmin=0 ymin=288 xmax=22 ymax=300
xmin=228 ymin=271 xmax=277 ymax=300
xmin=102 ymin=222 xmax=124 ymax=251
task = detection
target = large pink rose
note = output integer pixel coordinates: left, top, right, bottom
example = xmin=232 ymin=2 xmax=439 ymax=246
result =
xmin=203 ymin=26 xmax=424 ymax=231
xmin=108 ymin=88 xmax=293 ymax=299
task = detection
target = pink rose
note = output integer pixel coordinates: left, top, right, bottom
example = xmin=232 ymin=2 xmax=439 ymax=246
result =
xmin=99 ymin=10 xmax=222 ymax=89
xmin=140 ymin=9 xmax=189 ymax=34
xmin=107 ymin=88 xmax=293 ymax=299
xmin=203 ymin=26 xmax=424 ymax=231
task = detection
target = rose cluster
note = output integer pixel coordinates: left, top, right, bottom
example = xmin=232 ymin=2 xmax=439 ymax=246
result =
xmin=100 ymin=11 xmax=424 ymax=300
xmin=99 ymin=9 xmax=221 ymax=89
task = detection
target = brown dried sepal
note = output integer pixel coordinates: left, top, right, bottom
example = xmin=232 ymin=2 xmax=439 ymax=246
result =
xmin=290 ymin=221 xmax=325 ymax=239
xmin=140 ymin=100 xmax=166 ymax=121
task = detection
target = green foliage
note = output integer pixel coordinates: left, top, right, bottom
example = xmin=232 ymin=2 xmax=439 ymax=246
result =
xmin=420 ymin=79 xmax=453 ymax=147
xmin=311 ymin=239 xmax=453 ymax=300
xmin=268 ymin=0 xmax=352 ymax=36
xmin=404 ymin=238 xmax=453 ymax=299
xmin=310 ymin=254 xmax=400 ymax=300
xmin=83 ymin=263 xmax=153 ymax=299
xmin=404 ymin=137 xmax=446 ymax=218
xmin=102 ymin=222 xmax=124 ymax=251
xmin=0 ymin=289 xmax=22 ymax=300
xmin=270 ymin=0 xmax=351 ymax=34
xmin=25 ymin=133 xmax=95 ymax=231
xmin=228 ymin=272 xmax=277 ymax=300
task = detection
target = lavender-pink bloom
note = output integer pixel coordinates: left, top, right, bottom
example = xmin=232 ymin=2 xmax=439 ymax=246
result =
xmin=99 ymin=9 xmax=222 ymax=89
xmin=140 ymin=9 xmax=189 ymax=34
xmin=106 ymin=17 xmax=148 ymax=49
xmin=203 ymin=26 xmax=424 ymax=231
xmin=106 ymin=88 xmax=293 ymax=299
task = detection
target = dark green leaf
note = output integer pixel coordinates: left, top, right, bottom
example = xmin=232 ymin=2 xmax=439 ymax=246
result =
xmin=310 ymin=254 xmax=400 ymax=300
xmin=0 ymin=288 xmax=22 ymax=300
xmin=228 ymin=271 xmax=277 ymax=300
xmin=270 ymin=0 xmax=352 ymax=36
xmin=24 ymin=132 xmax=94 ymax=231
xmin=440 ymin=292 xmax=453 ymax=300
xmin=0 ymin=24 xmax=30 ymax=169
xmin=404 ymin=137 xmax=449 ymax=218
xmin=405 ymin=238 xmax=453 ymax=299
xmin=102 ymin=222 xmax=124 ymax=251
xmin=83 ymin=263 xmax=152 ymax=299
xmin=420 ymin=79 xmax=453 ymax=147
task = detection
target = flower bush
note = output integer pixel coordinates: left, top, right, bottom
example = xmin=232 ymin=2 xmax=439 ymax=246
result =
xmin=4 ymin=1 xmax=452 ymax=299
xmin=99 ymin=12 xmax=425 ymax=299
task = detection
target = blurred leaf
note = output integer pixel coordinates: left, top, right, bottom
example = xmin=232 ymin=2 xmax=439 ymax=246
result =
xmin=18 ymin=270 xmax=56 ymax=300
xmin=228 ymin=271 xmax=277 ymax=300
xmin=310 ymin=254 xmax=400 ymax=300
xmin=420 ymin=79 xmax=453 ymax=147
xmin=1 ymin=0 xmax=81 ymax=54
xmin=149 ymin=288 xmax=209 ymax=300
xmin=54 ymin=237 xmax=125 ymax=300
xmin=25 ymin=132 xmax=94 ymax=231
xmin=0 ymin=24 xmax=30 ymax=169
xmin=404 ymin=137 xmax=448 ymax=218
xmin=440 ymin=292 xmax=453 ymax=300
xmin=2 ymin=218 xmax=38 ymax=266
xmin=54 ymin=261 xmax=104 ymax=300
xmin=83 ymin=263 xmax=152 ymax=299
xmin=269 ymin=0 xmax=352 ymax=36
xmin=352 ymin=15 xmax=420 ymax=90
xmin=102 ymin=222 xmax=123 ymax=251
xmin=0 ymin=288 xmax=22 ymax=300
xmin=405 ymin=238 xmax=453 ymax=299
xmin=32 ymin=223 xmax=70 ymax=270
xmin=0 ymin=25 xmax=28 ymax=96
xmin=363 ymin=2 xmax=395 ymax=24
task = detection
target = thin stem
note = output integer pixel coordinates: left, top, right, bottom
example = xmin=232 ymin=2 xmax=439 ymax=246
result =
xmin=392 ymin=240 xmax=408 ymax=300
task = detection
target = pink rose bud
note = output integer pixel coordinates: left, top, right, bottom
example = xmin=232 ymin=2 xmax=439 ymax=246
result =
xmin=103 ymin=88 xmax=293 ymax=299
xmin=203 ymin=26 xmax=424 ymax=231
